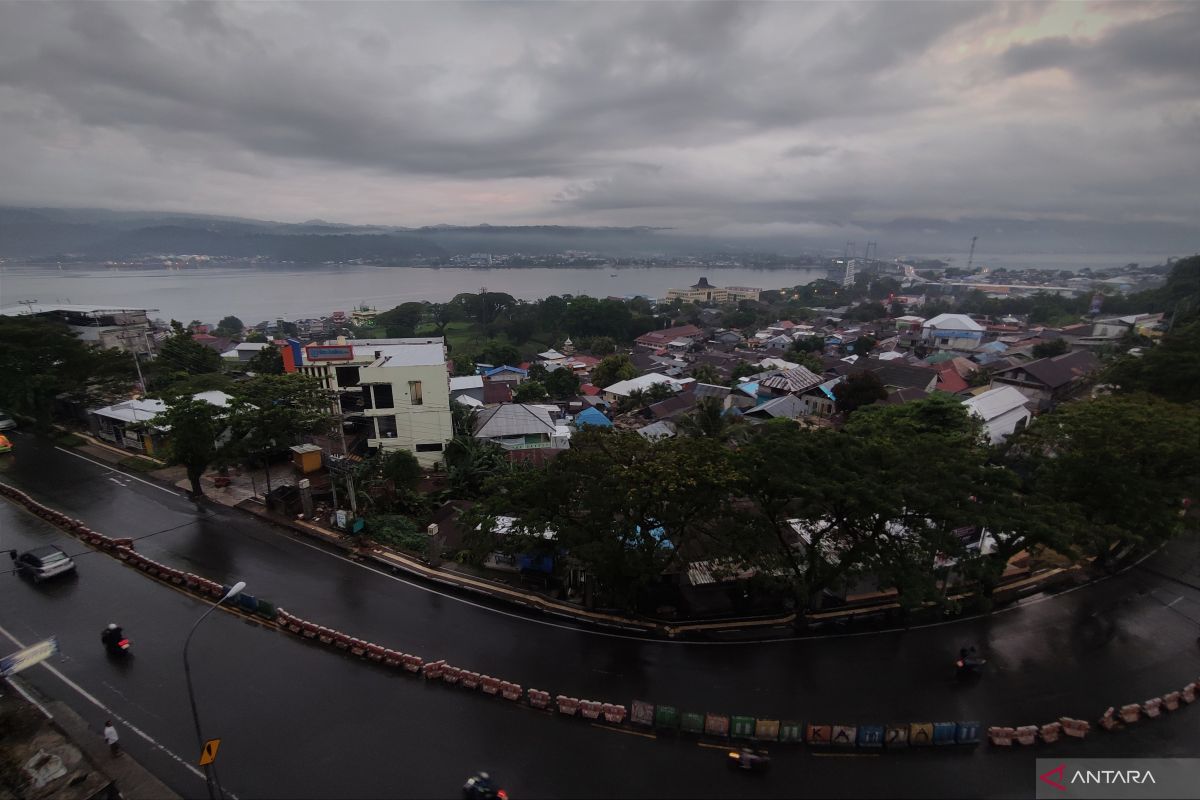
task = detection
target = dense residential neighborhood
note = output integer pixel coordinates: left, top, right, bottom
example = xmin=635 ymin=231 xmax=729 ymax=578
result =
xmin=1 ymin=256 xmax=1197 ymax=622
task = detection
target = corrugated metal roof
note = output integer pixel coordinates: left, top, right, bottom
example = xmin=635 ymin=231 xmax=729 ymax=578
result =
xmin=473 ymin=403 xmax=556 ymax=438
xmin=962 ymin=385 xmax=1030 ymax=420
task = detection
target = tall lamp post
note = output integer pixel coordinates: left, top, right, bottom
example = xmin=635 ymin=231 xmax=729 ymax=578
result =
xmin=184 ymin=580 xmax=245 ymax=800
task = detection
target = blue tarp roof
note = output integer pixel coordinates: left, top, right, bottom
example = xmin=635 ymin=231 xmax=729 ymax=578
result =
xmin=575 ymin=407 xmax=613 ymax=428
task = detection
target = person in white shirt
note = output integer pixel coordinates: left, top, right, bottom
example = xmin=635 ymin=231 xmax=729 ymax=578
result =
xmin=103 ymin=721 xmax=120 ymax=756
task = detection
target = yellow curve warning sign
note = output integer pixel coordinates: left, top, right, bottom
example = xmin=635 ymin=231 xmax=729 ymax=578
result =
xmin=199 ymin=738 xmax=221 ymax=766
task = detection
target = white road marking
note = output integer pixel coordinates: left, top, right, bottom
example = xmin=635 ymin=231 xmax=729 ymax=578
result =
xmin=54 ymin=447 xmax=180 ymax=496
xmin=1166 ymin=596 xmax=1183 ymax=607
xmin=0 ymin=622 xmax=231 ymax=797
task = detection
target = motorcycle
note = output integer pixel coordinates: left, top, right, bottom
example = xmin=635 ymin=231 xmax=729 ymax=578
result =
xmin=462 ymin=772 xmax=508 ymax=800
xmin=101 ymin=626 xmax=131 ymax=656
xmin=955 ymin=647 xmax=985 ymax=677
xmin=727 ymin=748 xmax=770 ymax=771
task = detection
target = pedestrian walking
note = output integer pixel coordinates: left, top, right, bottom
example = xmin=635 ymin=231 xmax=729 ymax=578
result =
xmin=103 ymin=721 xmax=120 ymax=757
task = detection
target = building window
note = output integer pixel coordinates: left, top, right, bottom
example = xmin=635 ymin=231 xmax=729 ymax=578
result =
xmin=335 ymin=366 xmax=360 ymax=387
xmin=408 ymin=380 xmax=423 ymax=406
xmin=361 ymin=387 xmax=373 ymax=410
xmin=373 ymin=384 xmax=394 ymax=409
xmin=376 ymin=416 xmax=398 ymax=439
xmin=415 ymin=442 xmax=443 ymax=452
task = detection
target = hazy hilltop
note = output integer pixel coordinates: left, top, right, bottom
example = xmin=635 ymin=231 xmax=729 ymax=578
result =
xmin=1 ymin=206 xmax=1196 ymax=263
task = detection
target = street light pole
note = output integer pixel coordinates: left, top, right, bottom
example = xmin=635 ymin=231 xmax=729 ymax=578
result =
xmin=183 ymin=580 xmax=245 ymax=800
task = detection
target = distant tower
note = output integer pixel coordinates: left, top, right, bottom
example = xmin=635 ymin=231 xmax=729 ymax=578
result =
xmin=966 ymin=236 xmax=978 ymax=272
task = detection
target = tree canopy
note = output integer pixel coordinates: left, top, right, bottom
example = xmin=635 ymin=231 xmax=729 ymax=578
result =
xmin=0 ymin=316 xmax=135 ymax=429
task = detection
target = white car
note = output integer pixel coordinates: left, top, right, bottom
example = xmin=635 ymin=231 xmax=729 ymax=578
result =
xmin=0 ymin=411 xmax=15 ymax=431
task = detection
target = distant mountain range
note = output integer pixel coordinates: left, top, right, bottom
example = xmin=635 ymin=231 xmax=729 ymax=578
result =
xmin=1 ymin=206 xmax=1196 ymax=262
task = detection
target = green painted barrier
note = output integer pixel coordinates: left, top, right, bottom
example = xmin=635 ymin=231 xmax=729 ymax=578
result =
xmin=654 ymin=705 xmax=679 ymax=729
xmin=731 ymin=715 xmax=756 ymax=738
xmin=779 ymin=721 xmax=804 ymax=743
xmin=681 ymin=711 xmax=705 ymax=735
xmin=256 ymin=599 xmax=276 ymax=619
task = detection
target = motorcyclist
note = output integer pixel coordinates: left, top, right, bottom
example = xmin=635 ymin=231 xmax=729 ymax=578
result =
xmin=101 ymin=623 xmax=124 ymax=651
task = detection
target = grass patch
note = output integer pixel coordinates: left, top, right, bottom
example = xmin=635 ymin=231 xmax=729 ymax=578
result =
xmin=119 ymin=456 xmax=161 ymax=473
xmin=53 ymin=431 xmax=87 ymax=447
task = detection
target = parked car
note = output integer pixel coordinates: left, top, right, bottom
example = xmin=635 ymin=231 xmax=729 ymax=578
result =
xmin=0 ymin=411 xmax=16 ymax=431
xmin=12 ymin=546 xmax=77 ymax=583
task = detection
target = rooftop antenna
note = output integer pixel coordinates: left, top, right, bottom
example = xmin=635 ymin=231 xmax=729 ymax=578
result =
xmin=966 ymin=236 xmax=978 ymax=272
xmin=18 ymin=299 xmax=39 ymax=314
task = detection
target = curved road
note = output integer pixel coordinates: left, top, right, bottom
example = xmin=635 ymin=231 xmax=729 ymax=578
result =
xmin=1 ymin=430 xmax=1198 ymax=798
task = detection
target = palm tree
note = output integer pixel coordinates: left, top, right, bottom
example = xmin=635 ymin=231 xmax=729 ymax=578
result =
xmin=677 ymin=397 xmax=744 ymax=440
xmin=445 ymin=436 xmax=510 ymax=498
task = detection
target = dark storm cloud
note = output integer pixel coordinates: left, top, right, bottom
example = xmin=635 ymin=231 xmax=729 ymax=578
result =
xmin=0 ymin=0 xmax=1196 ymax=238
xmin=1000 ymin=7 xmax=1200 ymax=84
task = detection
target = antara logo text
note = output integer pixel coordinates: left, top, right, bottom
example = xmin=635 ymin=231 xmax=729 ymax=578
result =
xmin=1040 ymin=763 xmax=1158 ymax=792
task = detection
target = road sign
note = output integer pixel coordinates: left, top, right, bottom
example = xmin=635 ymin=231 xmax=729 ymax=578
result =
xmin=199 ymin=739 xmax=221 ymax=767
xmin=0 ymin=637 xmax=58 ymax=677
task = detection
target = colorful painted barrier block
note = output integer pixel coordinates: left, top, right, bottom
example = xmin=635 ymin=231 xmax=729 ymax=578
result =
xmin=831 ymin=725 xmax=857 ymax=747
xmin=754 ymin=719 xmax=780 ymax=742
xmin=806 ymin=724 xmax=832 ymax=746
xmin=680 ymin=711 xmax=705 ymax=735
xmin=731 ymin=716 xmax=755 ymax=739
xmin=704 ymin=713 xmax=730 ymax=737
xmin=856 ymin=724 xmax=885 ymax=748
xmin=955 ymin=721 xmax=983 ymax=745
xmin=933 ymin=722 xmax=957 ymax=745
xmin=631 ymin=700 xmax=655 ymax=727
xmin=909 ymin=722 xmax=934 ymax=746
xmin=654 ymin=705 xmax=679 ymax=730
xmin=779 ymin=721 xmax=804 ymax=744
xmin=885 ymin=725 xmax=909 ymax=748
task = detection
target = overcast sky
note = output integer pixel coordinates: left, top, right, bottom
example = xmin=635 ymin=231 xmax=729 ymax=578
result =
xmin=0 ymin=1 xmax=1196 ymax=239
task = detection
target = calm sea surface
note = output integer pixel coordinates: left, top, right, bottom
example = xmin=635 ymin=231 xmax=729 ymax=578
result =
xmin=0 ymin=250 xmax=1166 ymax=324
xmin=0 ymin=263 xmax=830 ymax=324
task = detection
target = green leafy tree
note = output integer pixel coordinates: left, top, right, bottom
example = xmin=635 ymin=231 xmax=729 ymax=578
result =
xmin=676 ymin=396 xmax=741 ymax=439
xmin=247 ymin=343 xmax=285 ymax=375
xmin=428 ymin=303 xmax=462 ymax=336
xmin=589 ymin=336 xmax=616 ymax=356
xmin=215 ymin=315 xmax=244 ymax=338
xmin=375 ymin=302 xmax=426 ymax=338
xmin=0 ymin=317 xmax=135 ymax=430
xmin=728 ymin=362 xmax=761 ymax=387
xmin=490 ymin=430 xmax=740 ymax=610
xmin=1032 ymin=339 xmax=1069 ymax=358
xmin=479 ymin=340 xmax=521 ymax=367
xmin=591 ymin=355 xmax=637 ymax=389
xmin=833 ymin=370 xmax=888 ymax=415
xmin=1105 ymin=320 xmax=1200 ymax=404
xmin=154 ymin=321 xmax=222 ymax=384
xmin=544 ymin=367 xmax=581 ymax=399
xmin=227 ymin=374 xmax=330 ymax=494
xmin=445 ymin=436 xmax=510 ymax=499
xmin=1014 ymin=394 xmax=1200 ymax=568
xmin=158 ymin=396 xmax=225 ymax=498
xmin=788 ymin=336 xmax=825 ymax=355
xmin=691 ymin=364 xmax=720 ymax=385
xmin=513 ymin=380 xmax=549 ymax=403
xmin=791 ymin=351 xmax=824 ymax=374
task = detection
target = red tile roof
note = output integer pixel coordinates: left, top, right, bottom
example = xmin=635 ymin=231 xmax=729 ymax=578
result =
xmin=579 ymin=383 xmax=601 ymax=396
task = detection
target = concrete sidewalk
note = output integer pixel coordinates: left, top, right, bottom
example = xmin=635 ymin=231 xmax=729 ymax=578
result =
xmin=1 ymin=678 xmax=179 ymax=800
xmin=46 ymin=700 xmax=181 ymax=800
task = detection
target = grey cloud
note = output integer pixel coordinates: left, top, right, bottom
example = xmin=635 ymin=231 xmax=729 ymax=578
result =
xmin=0 ymin=0 xmax=1196 ymax=246
xmin=1000 ymin=6 xmax=1200 ymax=84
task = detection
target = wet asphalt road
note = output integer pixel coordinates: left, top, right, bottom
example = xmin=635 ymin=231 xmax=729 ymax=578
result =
xmin=1 ymin=430 xmax=1198 ymax=799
